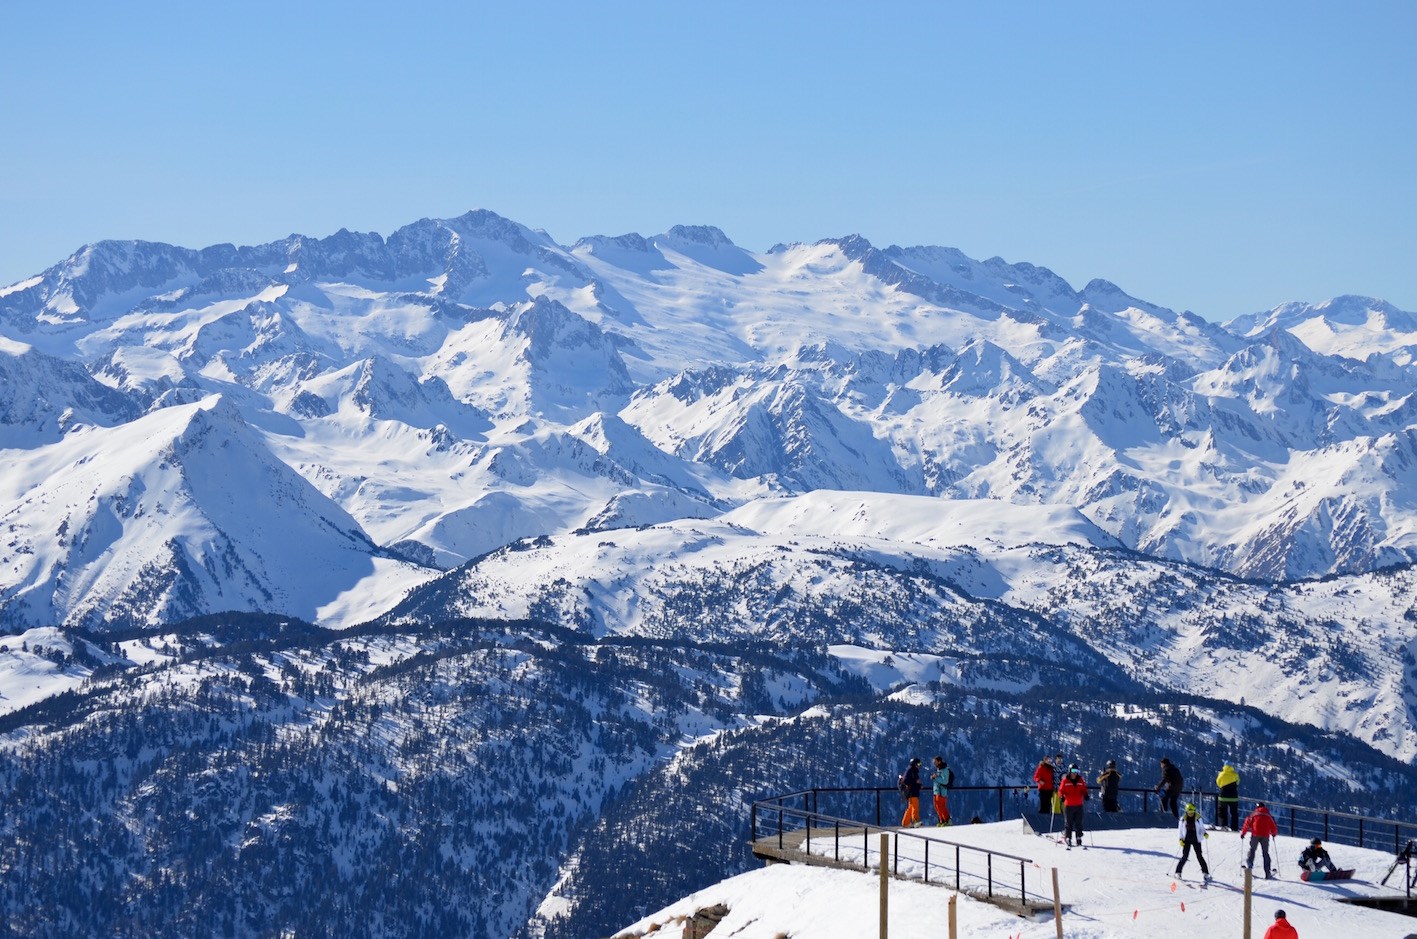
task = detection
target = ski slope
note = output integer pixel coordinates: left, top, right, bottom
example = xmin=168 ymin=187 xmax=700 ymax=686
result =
xmin=616 ymin=821 xmax=1413 ymax=938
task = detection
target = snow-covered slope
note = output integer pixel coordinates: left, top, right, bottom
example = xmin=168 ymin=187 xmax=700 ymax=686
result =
xmin=371 ymin=490 xmax=1417 ymax=761
xmin=0 ymin=396 xmax=433 ymax=629
xmin=617 ymin=823 xmax=1407 ymax=939
xmin=3 ymin=208 xmax=1417 ymax=626
xmin=1230 ymin=295 xmax=1417 ymax=364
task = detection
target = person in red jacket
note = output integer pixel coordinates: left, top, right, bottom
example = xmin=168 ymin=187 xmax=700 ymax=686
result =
xmin=1058 ymin=764 xmax=1088 ymax=847
xmin=1263 ymin=908 xmax=1297 ymax=939
xmin=1240 ymin=801 xmax=1279 ymax=878
xmin=1033 ymin=755 xmax=1058 ymax=814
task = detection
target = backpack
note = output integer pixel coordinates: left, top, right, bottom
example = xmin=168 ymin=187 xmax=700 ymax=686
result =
xmin=897 ymin=773 xmax=909 ymax=801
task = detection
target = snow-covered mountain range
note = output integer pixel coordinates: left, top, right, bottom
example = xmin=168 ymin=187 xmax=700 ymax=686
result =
xmin=4 ymin=209 xmax=1417 ymax=635
xmin=3 ymin=211 xmax=1417 ymax=937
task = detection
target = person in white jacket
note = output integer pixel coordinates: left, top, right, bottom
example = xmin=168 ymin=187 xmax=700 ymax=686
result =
xmin=1174 ymin=802 xmax=1211 ymax=879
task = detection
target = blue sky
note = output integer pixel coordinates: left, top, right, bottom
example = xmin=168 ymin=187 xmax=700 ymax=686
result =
xmin=2 ymin=1 xmax=1413 ymax=318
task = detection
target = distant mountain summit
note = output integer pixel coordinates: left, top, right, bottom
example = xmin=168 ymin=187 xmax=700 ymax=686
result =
xmin=2 ymin=209 xmax=1416 ymax=631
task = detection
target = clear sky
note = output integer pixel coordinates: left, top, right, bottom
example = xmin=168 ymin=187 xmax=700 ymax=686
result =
xmin=2 ymin=1 xmax=1413 ymax=319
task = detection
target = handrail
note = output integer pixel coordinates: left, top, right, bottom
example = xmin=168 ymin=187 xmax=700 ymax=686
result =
xmin=749 ymin=790 xmax=1041 ymax=906
xmin=753 ymin=785 xmax=1417 ymax=858
xmin=759 ymin=802 xmax=1035 ymax=864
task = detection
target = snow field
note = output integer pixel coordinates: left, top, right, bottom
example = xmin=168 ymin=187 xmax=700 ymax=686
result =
xmin=622 ymin=821 xmax=1412 ymax=938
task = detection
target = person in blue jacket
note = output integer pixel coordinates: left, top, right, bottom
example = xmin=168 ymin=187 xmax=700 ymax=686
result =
xmin=930 ymin=755 xmax=953 ymax=826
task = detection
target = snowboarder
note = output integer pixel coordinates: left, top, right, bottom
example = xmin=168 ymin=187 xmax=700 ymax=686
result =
xmin=1240 ymin=801 xmax=1278 ymax=879
xmin=1059 ymin=764 xmax=1088 ymax=846
xmin=1298 ymin=838 xmax=1337 ymax=875
xmin=1216 ymin=762 xmax=1240 ymax=829
xmin=1174 ymin=802 xmax=1210 ymax=879
xmin=899 ymin=757 xmax=923 ymax=828
xmin=1096 ymin=759 xmax=1121 ymax=812
xmin=930 ymin=755 xmax=952 ymax=826
xmin=1263 ymin=909 xmax=1298 ymax=939
xmin=1155 ymin=757 xmax=1184 ymax=819
xmin=1032 ymin=756 xmax=1057 ymax=815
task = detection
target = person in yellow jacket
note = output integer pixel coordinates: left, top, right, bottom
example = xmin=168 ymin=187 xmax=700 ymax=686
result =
xmin=1216 ymin=763 xmax=1240 ymax=829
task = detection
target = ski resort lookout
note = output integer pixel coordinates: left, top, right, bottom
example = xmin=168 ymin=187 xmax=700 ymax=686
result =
xmin=727 ymin=785 xmax=1417 ymax=937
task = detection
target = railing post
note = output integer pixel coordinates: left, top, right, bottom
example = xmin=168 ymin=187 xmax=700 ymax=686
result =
xmin=1289 ymin=807 xmax=1295 ymax=837
xmin=879 ymin=832 xmax=889 ymax=939
xmin=802 ymin=793 xmax=812 ymax=857
xmin=893 ymin=832 xmax=899 ymax=877
xmin=1020 ymin=860 xmax=1027 ymax=906
xmin=925 ymin=840 xmax=930 ymax=883
xmin=876 ymin=789 xmax=882 ymax=827
xmin=835 ymin=820 xmax=840 ymax=862
xmin=1323 ymin=812 xmax=1330 ymax=842
xmin=778 ymin=806 xmax=784 ymax=851
xmin=1358 ymin=817 xmax=1363 ymax=848
xmin=955 ymin=845 xmax=960 ymax=891
xmin=999 ymin=786 xmax=1005 ymax=821
xmin=751 ymin=803 xmax=758 ymax=842
xmin=988 ymin=853 xmax=994 ymax=898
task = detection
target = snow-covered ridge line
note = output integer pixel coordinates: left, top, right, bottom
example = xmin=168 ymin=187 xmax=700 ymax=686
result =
xmin=3 ymin=207 xmax=1417 ymax=635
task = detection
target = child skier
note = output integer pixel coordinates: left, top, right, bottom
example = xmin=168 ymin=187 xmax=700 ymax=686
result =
xmin=1174 ymin=802 xmax=1211 ymax=880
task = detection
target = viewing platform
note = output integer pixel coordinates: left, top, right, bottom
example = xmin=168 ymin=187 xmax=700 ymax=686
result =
xmin=748 ymin=785 xmax=1417 ymax=928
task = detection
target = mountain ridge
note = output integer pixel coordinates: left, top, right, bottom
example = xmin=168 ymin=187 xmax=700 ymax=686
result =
xmin=3 ymin=207 xmax=1416 ymax=621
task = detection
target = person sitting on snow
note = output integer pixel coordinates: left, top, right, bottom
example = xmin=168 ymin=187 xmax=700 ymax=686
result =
xmin=1297 ymin=838 xmax=1337 ymax=874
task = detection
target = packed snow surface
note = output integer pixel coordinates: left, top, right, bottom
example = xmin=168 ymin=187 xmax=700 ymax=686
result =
xmin=619 ymin=821 xmax=1410 ymax=938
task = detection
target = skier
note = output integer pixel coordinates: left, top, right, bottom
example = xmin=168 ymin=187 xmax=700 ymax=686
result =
xmin=1174 ymin=802 xmax=1211 ymax=880
xmin=1263 ymin=909 xmax=1298 ymax=939
xmin=1155 ymin=757 xmax=1184 ymax=819
xmin=1241 ymin=798 xmax=1286 ymax=883
xmin=899 ymin=757 xmax=923 ymax=828
xmin=930 ymin=755 xmax=953 ymax=826
xmin=1096 ymin=759 xmax=1121 ymax=812
xmin=1215 ymin=762 xmax=1240 ymax=829
xmin=1297 ymin=838 xmax=1337 ymax=875
xmin=1032 ymin=756 xmax=1057 ymax=815
xmin=1240 ymin=801 xmax=1278 ymax=879
xmin=1058 ymin=764 xmax=1088 ymax=847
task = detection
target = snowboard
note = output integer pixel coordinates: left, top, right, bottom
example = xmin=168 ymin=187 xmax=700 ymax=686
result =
xmin=1300 ymin=868 xmax=1355 ymax=882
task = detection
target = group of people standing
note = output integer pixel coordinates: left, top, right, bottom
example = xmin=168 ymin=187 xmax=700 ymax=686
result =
xmin=1031 ymin=754 xmax=1242 ymax=823
xmin=1026 ymin=754 xmax=1313 ymax=880
xmin=890 ymin=752 xmax=1318 ymax=936
xmin=897 ymin=755 xmax=954 ymax=828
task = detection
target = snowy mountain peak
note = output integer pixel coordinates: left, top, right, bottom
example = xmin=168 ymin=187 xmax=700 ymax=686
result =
xmin=1225 ymin=295 xmax=1417 ymax=367
xmin=3 ymin=207 xmax=1416 ymax=635
xmin=937 ymin=338 xmax=1043 ymax=399
xmin=658 ymin=224 xmax=735 ymax=249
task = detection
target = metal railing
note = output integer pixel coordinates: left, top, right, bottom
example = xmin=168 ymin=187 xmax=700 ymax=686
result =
xmin=750 ymin=785 xmax=1417 ymax=896
xmin=750 ymin=790 xmax=1040 ymax=909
